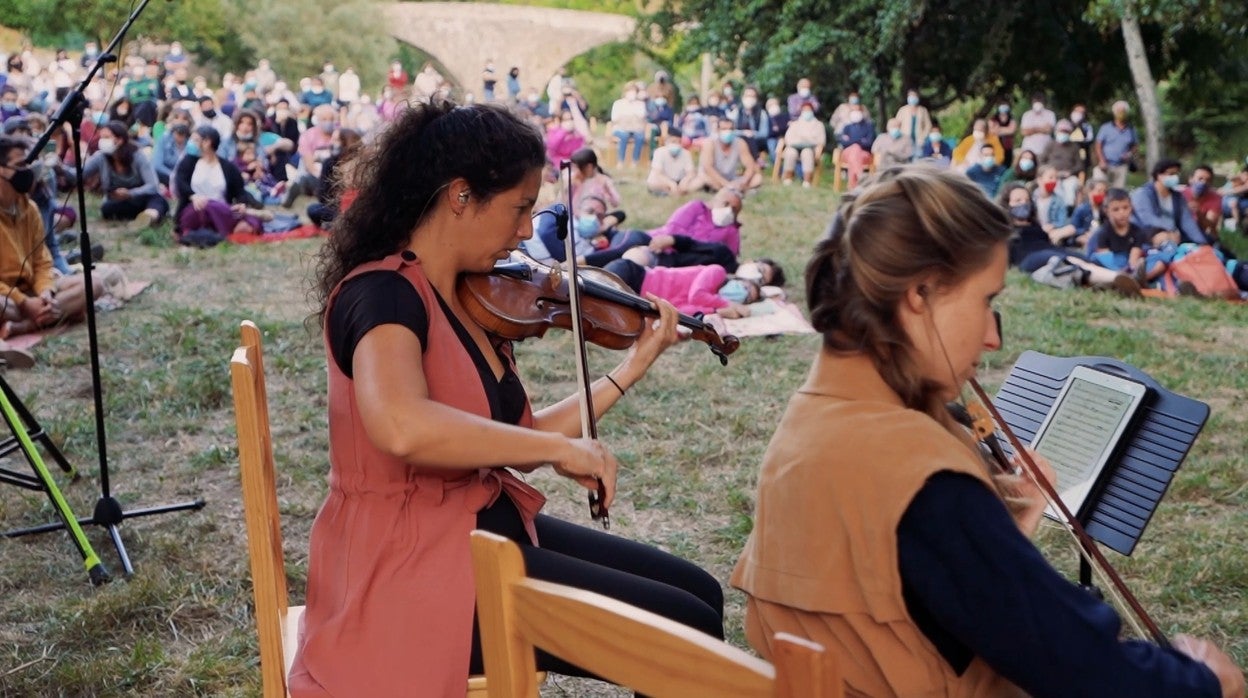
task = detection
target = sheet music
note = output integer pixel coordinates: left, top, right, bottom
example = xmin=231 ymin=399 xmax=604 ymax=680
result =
xmin=1033 ymin=377 xmax=1137 ymax=493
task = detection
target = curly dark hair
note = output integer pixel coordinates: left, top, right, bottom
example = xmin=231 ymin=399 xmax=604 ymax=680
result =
xmin=805 ymin=165 xmax=1010 ymax=421
xmin=313 ymin=101 xmax=546 ymax=321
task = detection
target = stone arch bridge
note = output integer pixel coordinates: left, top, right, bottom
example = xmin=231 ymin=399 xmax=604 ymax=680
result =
xmin=383 ymin=2 xmax=637 ymax=97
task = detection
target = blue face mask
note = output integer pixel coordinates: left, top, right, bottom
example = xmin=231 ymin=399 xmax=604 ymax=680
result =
xmin=1161 ymin=173 xmax=1180 ymax=190
xmin=575 ymin=214 xmax=600 ymax=238
xmin=889 ymin=128 xmax=902 ymax=139
xmin=185 ymin=141 xmax=201 ymax=157
xmin=667 ymin=144 xmax=683 ymax=155
xmin=719 ymin=131 xmax=736 ymax=145
xmin=980 ymin=156 xmax=996 ymax=169
xmin=1009 ymin=202 xmax=1032 ymax=220
xmin=1018 ymin=159 xmax=1035 ymax=172
xmin=1192 ymin=181 xmax=1207 ymax=196
xmin=907 ymin=95 xmax=919 ymax=106
xmin=848 ymin=96 xmax=860 ymax=105
xmin=719 ymin=279 xmax=750 ymax=304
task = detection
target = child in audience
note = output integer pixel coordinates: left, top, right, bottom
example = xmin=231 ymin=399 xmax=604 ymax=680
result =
xmin=1086 ymin=188 xmax=1165 ymax=284
xmin=570 ymin=148 xmax=620 ymax=209
xmin=1033 ymin=165 xmax=1076 ymax=246
xmin=603 ymin=247 xmax=776 ymax=319
xmin=1070 ymin=178 xmax=1109 ymax=248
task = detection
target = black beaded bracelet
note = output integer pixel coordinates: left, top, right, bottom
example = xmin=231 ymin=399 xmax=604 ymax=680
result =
xmin=605 ymin=374 xmax=626 ymax=396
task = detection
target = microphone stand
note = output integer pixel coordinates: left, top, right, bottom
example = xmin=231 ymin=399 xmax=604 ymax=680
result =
xmin=8 ymin=0 xmax=206 ymax=578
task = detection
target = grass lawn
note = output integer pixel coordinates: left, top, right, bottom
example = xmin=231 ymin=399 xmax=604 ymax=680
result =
xmin=1 ymin=167 xmax=1245 ymax=696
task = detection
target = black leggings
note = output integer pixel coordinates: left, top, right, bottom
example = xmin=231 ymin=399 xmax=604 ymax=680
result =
xmin=468 ymin=494 xmax=724 ymax=679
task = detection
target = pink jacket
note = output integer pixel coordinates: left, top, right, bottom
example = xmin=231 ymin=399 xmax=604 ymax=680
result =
xmin=639 ymin=264 xmax=729 ymax=316
xmin=649 ymin=200 xmax=741 ymax=256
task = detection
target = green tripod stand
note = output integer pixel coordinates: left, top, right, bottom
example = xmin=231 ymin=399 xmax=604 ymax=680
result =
xmin=0 ymin=374 xmax=109 ymax=585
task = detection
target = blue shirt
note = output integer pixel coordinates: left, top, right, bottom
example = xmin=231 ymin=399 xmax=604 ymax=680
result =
xmin=839 ymin=121 xmax=875 ymax=151
xmin=899 ymin=472 xmax=1220 ymax=698
xmin=965 ymin=164 xmax=1005 ymax=197
xmin=1130 ymin=185 xmax=1208 ymax=244
xmin=1095 ymin=121 xmax=1138 ymax=165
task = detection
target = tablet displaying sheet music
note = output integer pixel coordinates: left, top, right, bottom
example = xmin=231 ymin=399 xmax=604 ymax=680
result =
xmin=1032 ymin=366 xmax=1149 ymax=519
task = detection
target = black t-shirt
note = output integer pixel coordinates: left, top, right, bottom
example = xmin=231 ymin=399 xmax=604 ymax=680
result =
xmin=328 ymin=270 xmax=528 ymax=425
xmin=1088 ymin=222 xmax=1150 ymax=255
xmin=1007 ymin=223 xmax=1053 ymax=267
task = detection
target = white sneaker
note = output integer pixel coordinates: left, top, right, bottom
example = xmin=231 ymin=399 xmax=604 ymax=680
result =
xmin=802 ymin=181 xmax=811 ymax=189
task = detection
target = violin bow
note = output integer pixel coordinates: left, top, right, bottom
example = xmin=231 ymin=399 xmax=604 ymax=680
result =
xmin=967 ymin=378 xmax=1168 ymax=647
xmin=558 ymin=161 xmax=609 ymax=529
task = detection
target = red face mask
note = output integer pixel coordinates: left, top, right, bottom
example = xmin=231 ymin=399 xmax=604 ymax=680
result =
xmin=1043 ymin=181 xmax=1058 ymax=194
xmin=1091 ymin=192 xmax=1105 ymax=206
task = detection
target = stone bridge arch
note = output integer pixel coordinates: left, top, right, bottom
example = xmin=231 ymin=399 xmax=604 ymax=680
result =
xmin=383 ymin=2 xmax=637 ymax=98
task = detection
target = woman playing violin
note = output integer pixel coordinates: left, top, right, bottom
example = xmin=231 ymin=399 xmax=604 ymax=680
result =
xmin=296 ymin=102 xmax=724 ymax=697
xmin=732 ymin=166 xmax=1243 ymax=697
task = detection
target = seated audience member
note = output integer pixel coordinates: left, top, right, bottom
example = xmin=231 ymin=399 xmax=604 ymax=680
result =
xmin=1086 ymin=187 xmax=1166 ymax=284
xmin=786 ymin=78 xmax=819 ymax=120
xmin=107 ymin=96 xmax=138 ymax=132
xmin=173 ymin=126 xmax=263 ymax=246
xmin=646 ymin=93 xmax=675 ymax=135
xmin=953 ymin=119 xmax=1005 ymax=169
xmin=308 ymin=128 xmax=362 ymax=229
xmin=837 ymin=104 xmax=876 ymax=189
xmin=82 ymin=121 xmax=169 ymax=228
xmin=0 ymin=137 xmax=103 ymax=350
xmin=781 ymin=101 xmax=827 ymax=188
xmin=522 ymin=195 xmax=631 ymax=266
xmin=301 ymin=76 xmax=334 ymax=109
xmin=283 ymin=104 xmax=337 ymax=207
xmin=964 ymin=144 xmax=1007 ymax=198
xmin=764 ymin=97 xmax=789 ymax=166
xmin=699 ymin=117 xmax=762 ymax=193
xmin=235 ymin=141 xmax=280 ymax=206
xmin=675 ymin=97 xmax=711 ymax=148
xmin=610 ymin=83 xmax=649 ymax=168
xmin=1000 ymin=182 xmax=1139 ymax=295
xmin=570 ymin=148 xmax=620 ymax=209
xmin=1223 ymin=160 xmax=1248 ymax=232
xmin=1094 ymin=101 xmax=1138 ymax=188
xmin=828 ymin=90 xmax=867 ymax=137
xmin=220 ymin=109 xmax=266 ymax=164
xmin=545 ymin=110 xmax=586 ymax=173
xmin=0 ymin=86 xmax=25 ymax=123
xmin=732 ymin=86 xmax=770 ymax=163
xmin=1071 ymin=178 xmax=1109 ymax=247
xmin=1183 ymin=164 xmax=1223 ymax=239
xmin=647 ymin=132 xmax=704 ymax=196
xmin=1130 ymin=159 xmax=1208 ymax=248
xmin=872 ymin=118 xmax=914 ymax=169
xmin=917 ymin=123 xmax=953 ymax=169
xmin=265 ymin=99 xmax=301 ymax=142
xmin=1040 ymin=120 xmax=1084 ymax=207
xmin=604 ymin=250 xmax=765 ymax=319
xmin=153 ymin=107 xmax=194 ymax=184
xmin=1002 ymin=149 xmax=1038 ymax=188
xmin=194 ymin=94 xmax=234 ymax=143
xmin=1033 ymin=166 xmax=1077 ymax=246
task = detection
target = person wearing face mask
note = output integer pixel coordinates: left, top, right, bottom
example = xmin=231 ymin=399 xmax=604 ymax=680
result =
xmin=1001 ymin=149 xmax=1038 ymax=187
xmin=918 ymin=124 xmax=953 ymax=169
xmin=1071 ymin=178 xmax=1110 ymax=246
xmin=167 ymin=67 xmax=195 ymax=103
xmin=965 ymin=144 xmax=1007 ymax=198
xmin=1031 ymin=166 xmax=1077 ymax=246
xmin=731 ymin=86 xmax=770 ymax=164
xmin=646 ymin=187 xmax=745 ymax=266
xmin=893 ymin=89 xmax=932 ymax=158
xmin=646 ymin=92 xmax=675 ymax=135
xmin=836 ymin=104 xmax=876 ymax=189
xmin=1039 ymin=120 xmax=1084 ymax=208
xmin=1182 ymin=164 xmax=1223 ymax=239
xmin=1019 ymin=92 xmax=1056 ymax=160
xmin=764 ymin=97 xmax=789 ymax=165
xmin=872 ymin=117 xmax=914 ymax=169
xmin=700 ymin=117 xmax=762 ymax=193
xmin=647 ymin=131 xmax=704 ymax=196
xmin=829 ymin=90 xmax=868 ymax=137
xmin=308 ymin=128 xmax=363 ymax=229
xmin=545 ymin=110 xmax=587 ymax=177
xmin=82 ymin=121 xmax=170 ymax=229
xmin=604 ymin=247 xmax=764 ymax=319
xmin=953 ymin=118 xmax=1005 ymax=171
xmin=285 ymin=103 xmax=339 ymax=206
xmin=125 ymin=61 xmax=163 ymax=128
xmin=991 ymin=102 xmax=1018 ymax=166
xmin=195 ymin=95 xmax=234 ymax=141
xmin=780 ymin=102 xmax=827 ymax=188
xmin=647 ymin=69 xmax=677 ymax=107
xmin=609 ymin=82 xmax=649 ymax=168
xmin=301 ymin=77 xmax=334 ymax=109
xmin=0 ymin=87 xmax=24 ymax=124
xmin=787 ymin=78 xmax=820 ymax=120
xmin=569 ymin=148 xmax=620 ymax=209
xmin=0 ymin=137 xmax=103 ymax=354
xmin=265 ymin=98 xmax=301 ymax=142
xmin=219 ymin=109 xmax=267 ymax=164
xmin=675 ymin=96 xmax=710 ymax=146
xmin=1130 ymin=159 xmax=1209 ymax=248
xmin=1068 ymin=103 xmax=1094 ymax=145
xmin=174 ymin=125 xmax=267 ymax=246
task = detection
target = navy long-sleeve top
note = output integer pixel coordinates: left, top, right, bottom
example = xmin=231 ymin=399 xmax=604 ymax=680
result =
xmin=898 ymin=471 xmax=1220 ymax=698
xmin=839 ymin=120 xmax=875 ymax=151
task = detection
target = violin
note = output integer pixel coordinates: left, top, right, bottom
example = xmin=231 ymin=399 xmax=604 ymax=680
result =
xmin=457 ymin=254 xmax=740 ymax=365
xmin=957 ymin=378 xmax=1169 ymax=647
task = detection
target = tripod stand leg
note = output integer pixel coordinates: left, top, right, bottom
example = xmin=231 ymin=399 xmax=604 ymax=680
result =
xmin=0 ymin=384 xmax=110 ymax=585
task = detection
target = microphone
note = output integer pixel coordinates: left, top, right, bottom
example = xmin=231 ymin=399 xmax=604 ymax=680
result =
xmin=532 ymin=203 xmax=569 ymax=240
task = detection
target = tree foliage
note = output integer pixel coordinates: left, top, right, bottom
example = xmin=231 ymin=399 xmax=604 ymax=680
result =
xmin=650 ymin=0 xmax=1248 ymax=150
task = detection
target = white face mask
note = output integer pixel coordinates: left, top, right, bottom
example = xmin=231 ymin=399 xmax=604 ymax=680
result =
xmin=798 ymin=87 xmax=811 ymax=98
xmin=766 ymin=104 xmax=781 ymax=116
xmin=972 ymin=130 xmax=985 ymax=140
xmin=1032 ymin=101 xmax=1044 ymax=112
xmin=735 ymin=262 xmax=764 ymax=283
xmin=97 ymin=138 xmax=117 ymax=155
xmin=742 ymin=96 xmax=757 ymax=109
xmin=711 ymin=205 xmax=735 ymax=227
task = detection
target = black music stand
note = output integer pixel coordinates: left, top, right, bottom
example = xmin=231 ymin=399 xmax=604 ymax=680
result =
xmin=990 ymin=351 xmax=1209 ymax=585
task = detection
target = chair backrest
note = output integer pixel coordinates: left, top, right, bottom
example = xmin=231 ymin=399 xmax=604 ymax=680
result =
xmin=231 ymin=320 xmax=292 ymax=697
xmin=470 ymin=530 xmax=842 ymax=698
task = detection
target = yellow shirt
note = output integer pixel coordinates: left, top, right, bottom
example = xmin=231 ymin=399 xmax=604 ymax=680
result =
xmin=0 ymin=197 xmax=54 ymax=307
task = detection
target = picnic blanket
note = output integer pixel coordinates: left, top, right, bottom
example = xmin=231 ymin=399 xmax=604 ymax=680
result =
xmin=226 ymin=224 xmax=327 ymax=245
xmin=4 ymin=269 xmax=152 ymax=352
xmin=705 ymin=298 xmax=815 ymax=338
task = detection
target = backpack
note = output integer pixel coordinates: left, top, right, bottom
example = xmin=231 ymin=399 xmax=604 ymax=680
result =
xmin=1160 ymin=245 xmax=1239 ymax=299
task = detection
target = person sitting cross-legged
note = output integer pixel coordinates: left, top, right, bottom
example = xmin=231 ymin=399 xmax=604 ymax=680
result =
xmin=699 ymin=117 xmax=762 ymax=193
xmin=647 ymin=131 xmax=704 ymax=196
xmin=173 ymin=125 xmax=266 ymax=247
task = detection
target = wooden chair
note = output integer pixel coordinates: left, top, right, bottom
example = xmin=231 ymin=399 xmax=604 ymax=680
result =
xmin=831 ymin=147 xmax=877 ymax=193
xmin=471 ymin=530 xmax=843 ymax=698
xmin=231 ymin=320 xmax=304 ymax=698
xmin=231 ymin=322 xmax=522 ymax=697
xmin=772 ymin=138 xmax=823 ymax=186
